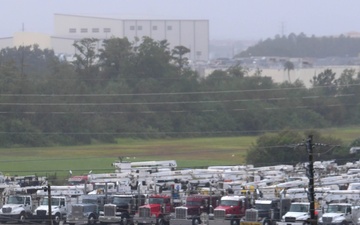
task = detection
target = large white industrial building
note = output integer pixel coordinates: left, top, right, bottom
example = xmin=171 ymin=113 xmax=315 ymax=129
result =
xmin=0 ymin=14 xmax=210 ymax=62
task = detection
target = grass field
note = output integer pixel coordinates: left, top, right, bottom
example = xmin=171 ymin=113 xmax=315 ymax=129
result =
xmin=0 ymin=127 xmax=359 ymax=183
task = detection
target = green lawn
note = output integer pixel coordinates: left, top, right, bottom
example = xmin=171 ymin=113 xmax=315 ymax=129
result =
xmin=0 ymin=127 xmax=358 ymax=183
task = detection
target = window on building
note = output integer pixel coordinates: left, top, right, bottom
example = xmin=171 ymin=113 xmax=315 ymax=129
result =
xmin=137 ymin=26 xmax=142 ymax=30
xmin=167 ymin=25 xmax=172 ymax=30
xmin=92 ymin=28 xmax=99 ymax=33
xmin=69 ymin=28 xmax=76 ymax=33
xmin=104 ymin=28 xmax=111 ymax=33
xmin=130 ymin=26 xmax=135 ymax=31
xmin=152 ymin=26 xmax=158 ymax=30
xmin=80 ymin=28 xmax=88 ymax=33
xmin=196 ymin=51 xmax=202 ymax=56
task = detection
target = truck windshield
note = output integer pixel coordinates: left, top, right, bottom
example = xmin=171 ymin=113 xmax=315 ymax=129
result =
xmin=186 ymin=201 xmax=202 ymax=206
xmin=94 ymin=184 xmax=107 ymax=189
xmin=289 ymin=204 xmax=309 ymax=212
xmin=41 ymin=198 xmax=61 ymax=206
xmin=149 ymin=198 xmax=164 ymax=204
xmin=220 ymin=200 xmax=238 ymax=206
xmin=255 ymin=204 xmax=271 ymax=210
xmin=7 ymin=196 xmax=24 ymax=204
xmin=82 ymin=197 xmax=98 ymax=204
xmin=326 ymin=205 xmax=347 ymax=213
xmin=113 ymin=197 xmax=132 ymax=205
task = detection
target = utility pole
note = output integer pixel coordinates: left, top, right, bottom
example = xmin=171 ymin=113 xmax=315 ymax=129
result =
xmin=305 ymin=135 xmax=316 ymax=225
xmin=294 ymin=135 xmax=335 ymax=225
xmin=43 ymin=185 xmax=53 ymax=225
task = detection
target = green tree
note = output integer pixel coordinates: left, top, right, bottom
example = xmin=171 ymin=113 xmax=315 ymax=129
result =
xmin=73 ymin=38 xmax=100 ymax=77
xmin=171 ymin=45 xmax=190 ymax=75
xmin=98 ymin=37 xmax=133 ymax=78
xmin=283 ymin=61 xmax=294 ymax=83
xmin=246 ymin=129 xmax=344 ymax=166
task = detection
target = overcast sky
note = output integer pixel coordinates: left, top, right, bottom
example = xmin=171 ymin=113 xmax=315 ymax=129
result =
xmin=1 ymin=0 xmax=359 ymax=40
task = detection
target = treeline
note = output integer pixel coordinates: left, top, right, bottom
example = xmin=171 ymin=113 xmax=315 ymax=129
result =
xmin=0 ymin=37 xmax=360 ymax=149
xmin=238 ymin=33 xmax=360 ymax=58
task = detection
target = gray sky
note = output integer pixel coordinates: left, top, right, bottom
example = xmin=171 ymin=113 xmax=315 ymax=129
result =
xmin=1 ymin=0 xmax=359 ymax=40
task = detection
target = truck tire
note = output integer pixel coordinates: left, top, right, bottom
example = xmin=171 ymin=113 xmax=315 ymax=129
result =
xmin=192 ymin=217 xmax=202 ymax=225
xmin=157 ymin=218 xmax=167 ymax=225
xmin=18 ymin=212 xmax=26 ymax=223
xmin=341 ymin=221 xmax=348 ymax=225
xmin=263 ymin=219 xmax=271 ymax=225
xmin=231 ymin=218 xmax=240 ymax=225
xmin=53 ymin=213 xmax=62 ymax=225
xmin=87 ymin=214 xmax=96 ymax=225
xmin=120 ymin=215 xmax=130 ymax=225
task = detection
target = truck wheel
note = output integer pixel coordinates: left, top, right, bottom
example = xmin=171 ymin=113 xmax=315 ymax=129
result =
xmin=231 ymin=218 xmax=240 ymax=225
xmin=264 ymin=219 xmax=271 ymax=225
xmin=53 ymin=213 xmax=62 ymax=225
xmin=157 ymin=218 xmax=165 ymax=225
xmin=120 ymin=215 xmax=129 ymax=225
xmin=88 ymin=214 xmax=96 ymax=225
xmin=192 ymin=217 xmax=202 ymax=225
xmin=341 ymin=221 xmax=348 ymax=225
xmin=18 ymin=212 xmax=26 ymax=223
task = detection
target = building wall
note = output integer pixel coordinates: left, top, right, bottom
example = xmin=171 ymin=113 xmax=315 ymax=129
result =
xmin=54 ymin=14 xmax=209 ymax=61
xmin=0 ymin=14 xmax=209 ymax=61
xmin=54 ymin=14 xmax=123 ymax=39
xmin=51 ymin=36 xmax=79 ymax=57
xmin=0 ymin=37 xmax=13 ymax=49
xmin=0 ymin=32 xmax=51 ymax=50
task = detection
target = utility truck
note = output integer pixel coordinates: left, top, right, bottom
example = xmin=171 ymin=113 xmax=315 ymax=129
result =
xmin=318 ymin=203 xmax=359 ymax=225
xmin=276 ymin=202 xmax=312 ymax=225
xmin=0 ymin=194 xmax=34 ymax=223
xmin=318 ymin=189 xmax=360 ymax=225
xmin=33 ymin=195 xmax=70 ymax=225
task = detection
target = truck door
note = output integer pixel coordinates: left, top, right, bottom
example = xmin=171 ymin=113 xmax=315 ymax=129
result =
xmin=239 ymin=200 xmax=245 ymax=215
xmin=25 ymin=197 xmax=32 ymax=211
xmin=345 ymin=206 xmax=352 ymax=221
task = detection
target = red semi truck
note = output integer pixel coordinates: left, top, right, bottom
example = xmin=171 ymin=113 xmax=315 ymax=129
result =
xmin=208 ymin=195 xmax=252 ymax=225
xmin=133 ymin=194 xmax=175 ymax=225
xmin=171 ymin=194 xmax=221 ymax=225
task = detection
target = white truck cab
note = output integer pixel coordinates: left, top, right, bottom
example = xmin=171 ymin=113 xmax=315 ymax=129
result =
xmin=0 ymin=195 xmax=33 ymax=223
xmin=277 ymin=202 xmax=310 ymax=225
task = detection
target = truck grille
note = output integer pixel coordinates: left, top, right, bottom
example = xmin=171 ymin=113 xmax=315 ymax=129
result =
xmin=175 ymin=207 xmax=187 ymax=219
xmin=285 ymin=217 xmax=296 ymax=222
xmin=323 ymin=217 xmax=333 ymax=223
xmin=2 ymin=208 xmax=11 ymax=213
xmin=245 ymin=209 xmax=258 ymax=221
xmin=72 ymin=205 xmax=84 ymax=217
xmin=36 ymin=210 xmax=47 ymax=216
xmin=104 ymin=205 xmax=116 ymax=217
xmin=214 ymin=209 xmax=225 ymax=219
xmin=139 ymin=208 xmax=151 ymax=218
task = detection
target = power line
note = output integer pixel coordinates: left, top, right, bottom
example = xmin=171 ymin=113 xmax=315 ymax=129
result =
xmin=0 ymin=94 xmax=356 ymax=106
xmin=0 ymin=102 xmax=358 ymax=115
xmin=0 ymin=83 xmax=359 ymax=97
